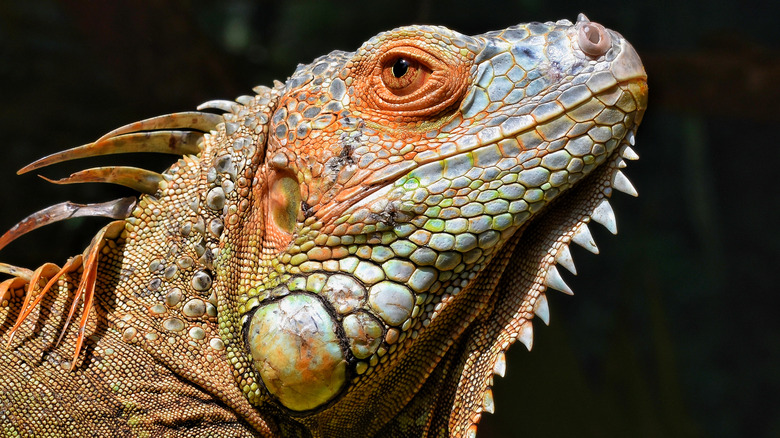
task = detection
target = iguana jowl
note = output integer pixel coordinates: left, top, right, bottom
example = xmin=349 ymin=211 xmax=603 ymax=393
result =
xmin=0 ymin=14 xmax=647 ymax=437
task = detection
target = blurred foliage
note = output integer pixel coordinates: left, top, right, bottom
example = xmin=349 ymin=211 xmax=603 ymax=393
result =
xmin=0 ymin=1 xmax=778 ymax=436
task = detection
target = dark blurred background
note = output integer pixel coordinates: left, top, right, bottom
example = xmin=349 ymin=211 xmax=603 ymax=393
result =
xmin=0 ymin=1 xmax=777 ymax=436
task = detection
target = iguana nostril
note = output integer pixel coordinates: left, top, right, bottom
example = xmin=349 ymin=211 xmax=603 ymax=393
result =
xmin=577 ymin=21 xmax=611 ymax=57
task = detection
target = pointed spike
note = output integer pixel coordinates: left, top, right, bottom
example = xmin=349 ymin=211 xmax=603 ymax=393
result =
xmin=534 ymin=293 xmax=550 ymax=325
xmin=25 ymin=263 xmax=60 ymax=295
xmin=57 ymin=225 xmax=108 ymax=369
xmin=518 ymin=321 xmax=534 ymax=351
xmin=235 ymin=95 xmax=255 ymax=106
xmin=483 ymin=387 xmax=495 ymax=414
xmin=252 ymin=85 xmax=271 ymax=95
xmin=18 ymin=131 xmax=202 ymax=174
xmin=57 ymin=273 xmax=84 ymax=347
xmin=196 ymin=100 xmax=238 ymax=113
xmin=102 ymin=220 xmax=127 ymax=240
xmin=0 ymin=278 xmax=17 ymax=303
xmin=620 ymin=144 xmax=639 ymax=160
xmin=0 ymin=277 xmax=29 ymax=303
xmin=0 ymin=263 xmax=34 ymax=281
xmin=41 ymin=166 xmax=163 ymax=194
xmin=0 ymin=197 xmax=136 ymax=252
xmin=69 ymin=245 xmax=100 ymax=371
xmin=95 ymin=111 xmax=224 ymax=143
xmin=493 ymin=351 xmax=507 ymax=377
xmin=627 ymin=130 xmax=636 ymax=146
xmin=571 ymin=223 xmax=599 ymax=254
xmin=555 ymin=245 xmax=577 ymax=275
xmin=591 ymin=199 xmax=618 ymax=235
xmin=94 ymin=112 xmax=223 ymax=144
xmin=612 ymin=170 xmax=638 ymax=197
xmin=616 ymin=157 xmax=628 ymax=169
xmin=0 ymin=276 xmax=28 ymax=291
xmin=7 ymin=260 xmax=75 ymax=347
xmin=545 ymin=265 xmax=574 ymax=295
xmin=8 ymin=263 xmax=61 ymax=346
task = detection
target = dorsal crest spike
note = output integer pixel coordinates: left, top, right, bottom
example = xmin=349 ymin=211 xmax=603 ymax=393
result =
xmin=18 ymin=130 xmax=203 ymax=175
xmin=93 ymin=111 xmax=223 ymax=144
xmin=0 ymin=197 xmax=136 ymax=252
xmin=40 ymin=166 xmax=163 ymax=194
xmin=56 ymin=220 xmax=123 ymax=369
xmin=6 ymin=258 xmax=81 ymax=348
xmin=0 ymin=263 xmax=34 ymax=282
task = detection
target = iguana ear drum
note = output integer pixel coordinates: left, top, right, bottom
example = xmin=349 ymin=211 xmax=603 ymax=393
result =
xmin=264 ymin=168 xmax=302 ymax=248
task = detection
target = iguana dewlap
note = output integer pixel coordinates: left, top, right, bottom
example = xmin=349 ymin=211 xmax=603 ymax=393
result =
xmin=0 ymin=14 xmax=647 ymax=437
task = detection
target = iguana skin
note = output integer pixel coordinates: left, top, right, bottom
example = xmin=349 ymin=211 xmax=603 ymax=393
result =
xmin=0 ymin=14 xmax=647 ymax=437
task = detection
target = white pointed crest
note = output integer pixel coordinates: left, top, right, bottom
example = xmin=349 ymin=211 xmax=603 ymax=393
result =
xmin=612 ymin=170 xmax=638 ymax=197
xmin=591 ymin=199 xmax=618 ymax=235
xmin=534 ymin=293 xmax=550 ymax=325
xmin=555 ymin=244 xmax=577 ymax=275
xmin=571 ymin=223 xmax=599 ymax=254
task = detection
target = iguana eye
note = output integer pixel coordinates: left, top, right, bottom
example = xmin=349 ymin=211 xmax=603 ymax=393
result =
xmin=392 ymin=58 xmax=409 ymax=77
xmin=351 ymin=43 xmax=469 ymax=119
xmin=381 ymin=56 xmax=430 ymax=96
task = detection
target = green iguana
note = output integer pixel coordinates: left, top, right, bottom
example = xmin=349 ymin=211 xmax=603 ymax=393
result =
xmin=0 ymin=13 xmax=647 ymax=437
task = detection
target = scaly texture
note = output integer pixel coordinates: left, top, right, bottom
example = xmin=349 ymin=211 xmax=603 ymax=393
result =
xmin=0 ymin=14 xmax=647 ymax=437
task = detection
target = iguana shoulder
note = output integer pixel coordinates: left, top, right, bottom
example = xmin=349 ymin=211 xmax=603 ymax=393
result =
xmin=1 ymin=14 xmax=647 ymax=437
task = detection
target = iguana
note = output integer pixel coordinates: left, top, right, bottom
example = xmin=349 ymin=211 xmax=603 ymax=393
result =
xmin=0 ymin=14 xmax=647 ymax=437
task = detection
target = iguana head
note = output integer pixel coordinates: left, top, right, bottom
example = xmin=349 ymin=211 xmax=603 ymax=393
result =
xmin=231 ymin=9 xmax=645 ymax=421
xmin=1 ymin=13 xmax=646 ymax=437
